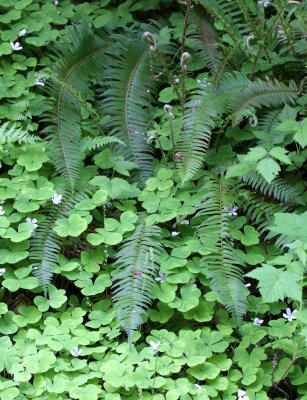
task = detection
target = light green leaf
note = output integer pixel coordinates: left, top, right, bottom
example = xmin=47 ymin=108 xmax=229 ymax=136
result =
xmin=246 ymin=264 xmax=301 ymax=302
xmin=244 ymin=146 xmax=267 ymax=162
xmin=257 ymin=157 xmax=280 ymax=183
xmin=53 ymin=214 xmax=88 ymax=237
xmin=269 ymin=147 xmax=291 ymax=164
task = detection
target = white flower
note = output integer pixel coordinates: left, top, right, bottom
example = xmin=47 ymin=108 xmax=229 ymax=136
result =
xmin=258 ymin=0 xmax=271 ymax=7
xmin=228 ymin=205 xmax=238 ymax=216
xmin=253 ymin=318 xmax=264 ymax=326
xmin=0 ymin=268 xmax=6 ymax=276
xmin=195 ymin=384 xmax=201 ymax=390
xmin=0 ymin=206 xmax=5 ymax=216
xmin=35 ymin=78 xmax=45 ymax=87
xmin=51 ymin=193 xmax=62 ymax=204
xmin=283 ymin=308 xmax=297 ymax=322
xmin=238 ymin=389 xmax=250 ymax=400
xmin=70 ymin=346 xmax=82 ymax=357
xmin=155 ymin=272 xmax=166 ymax=282
xmin=171 ymin=231 xmax=179 ymax=237
xmin=18 ymin=29 xmax=27 ymax=37
xmin=149 ymin=340 xmax=160 ymax=354
xmin=26 ymin=217 xmax=38 ymax=229
xmin=245 ymin=283 xmax=251 ymax=288
xmin=54 ymin=0 xmax=59 ymax=5
xmin=10 ymin=41 xmax=22 ymax=51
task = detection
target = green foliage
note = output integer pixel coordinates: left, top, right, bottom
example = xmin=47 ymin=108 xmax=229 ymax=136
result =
xmin=0 ymin=0 xmax=306 ymax=399
xmin=112 ymin=213 xmax=162 ymax=346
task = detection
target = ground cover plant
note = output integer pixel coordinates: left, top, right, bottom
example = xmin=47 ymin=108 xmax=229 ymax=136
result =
xmin=0 ymin=0 xmax=306 ymax=399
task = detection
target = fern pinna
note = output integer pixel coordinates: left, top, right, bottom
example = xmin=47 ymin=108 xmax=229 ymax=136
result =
xmin=30 ymin=191 xmax=90 ymax=295
xmin=43 ymin=23 xmax=109 ymax=193
xmin=99 ymin=40 xmax=160 ymax=184
xmin=112 ymin=213 xmax=162 ymax=346
xmin=177 ymin=73 xmax=298 ymax=183
xmin=195 ymin=173 xmax=247 ymax=323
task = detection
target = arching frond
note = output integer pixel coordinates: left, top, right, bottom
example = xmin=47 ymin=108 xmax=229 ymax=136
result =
xmin=30 ymin=191 xmax=90 ymax=295
xmin=195 ymin=174 xmax=247 ymax=323
xmin=189 ymin=6 xmax=221 ymax=73
xmin=241 ymin=172 xmax=305 ymax=205
xmin=112 ymin=213 xmax=162 ymax=346
xmin=230 ymin=78 xmax=298 ymax=125
xmin=44 ymin=22 xmax=109 ymax=192
xmin=99 ymin=41 xmax=160 ymax=184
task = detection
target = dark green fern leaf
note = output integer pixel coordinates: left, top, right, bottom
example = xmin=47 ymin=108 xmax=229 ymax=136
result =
xmin=30 ymin=191 xmax=90 ymax=295
xmin=241 ymin=172 xmax=305 ymax=205
xmin=195 ymin=174 xmax=247 ymax=323
xmin=44 ymin=23 xmax=109 ymax=192
xmin=112 ymin=213 xmax=162 ymax=346
xmin=99 ymin=41 xmax=160 ymax=184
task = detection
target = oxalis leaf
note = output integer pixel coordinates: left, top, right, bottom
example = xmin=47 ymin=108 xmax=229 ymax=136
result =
xmin=246 ymin=264 xmax=301 ymax=303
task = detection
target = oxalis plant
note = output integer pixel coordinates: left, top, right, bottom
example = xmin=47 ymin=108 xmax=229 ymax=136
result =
xmin=0 ymin=0 xmax=306 ymax=399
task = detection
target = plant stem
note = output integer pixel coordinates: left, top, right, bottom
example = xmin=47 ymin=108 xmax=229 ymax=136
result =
xmin=168 ymin=115 xmax=176 ymax=168
xmin=151 ymin=354 xmax=158 ymax=398
xmin=273 ymin=356 xmax=298 ymax=386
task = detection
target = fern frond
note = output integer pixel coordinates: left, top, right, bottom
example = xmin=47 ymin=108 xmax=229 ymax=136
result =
xmin=0 ymin=122 xmax=39 ymax=145
xmin=80 ymin=136 xmax=125 ymax=152
xmin=30 ymin=191 xmax=90 ymax=295
xmin=178 ymin=72 xmax=250 ymax=183
xmin=44 ymin=22 xmax=109 ymax=192
xmin=195 ymin=174 xmax=247 ymax=323
xmin=230 ymin=78 xmax=298 ymax=125
xmin=198 ymin=0 xmax=251 ymax=59
xmin=241 ymin=172 xmax=305 ymax=205
xmin=189 ymin=7 xmax=221 ymax=73
xmin=112 ymin=213 xmax=162 ymax=346
xmin=99 ymin=41 xmax=159 ymax=184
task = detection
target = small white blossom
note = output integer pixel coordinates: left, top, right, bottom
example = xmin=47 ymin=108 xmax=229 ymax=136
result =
xmin=283 ymin=308 xmax=297 ymax=322
xmin=171 ymin=231 xmax=180 ymax=237
xmin=195 ymin=384 xmax=201 ymax=390
xmin=0 ymin=268 xmax=6 ymax=276
xmin=245 ymin=283 xmax=251 ymax=288
xmin=228 ymin=205 xmax=238 ymax=216
xmin=146 ymin=135 xmax=156 ymax=144
xmin=258 ymin=0 xmax=271 ymax=7
xmin=155 ymin=272 xmax=166 ymax=282
xmin=10 ymin=41 xmax=23 ymax=51
xmin=18 ymin=29 xmax=27 ymax=37
xmin=149 ymin=340 xmax=160 ymax=354
xmin=70 ymin=346 xmax=82 ymax=357
xmin=26 ymin=217 xmax=38 ymax=229
xmin=0 ymin=206 xmax=5 ymax=216
xmin=51 ymin=193 xmax=62 ymax=204
xmin=253 ymin=318 xmax=264 ymax=326
xmin=54 ymin=0 xmax=59 ymax=5
xmin=238 ymin=389 xmax=250 ymax=400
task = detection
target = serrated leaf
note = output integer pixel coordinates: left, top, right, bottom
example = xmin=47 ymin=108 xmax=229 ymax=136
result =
xmin=246 ymin=264 xmax=301 ymax=303
xmin=269 ymin=147 xmax=291 ymax=164
xmin=256 ymin=157 xmax=280 ymax=184
xmin=243 ymin=146 xmax=267 ymax=162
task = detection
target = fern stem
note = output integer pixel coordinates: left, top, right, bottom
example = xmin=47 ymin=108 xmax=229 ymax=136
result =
xmin=151 ymin=354 xmax=158 ymax=399
xmin=181 ymin=0 xmax=192 ymax=58
xmin=250 ymin=1 xmax=288 ymax=76
xmin=167 ymin=114 xmax=176 ymax=168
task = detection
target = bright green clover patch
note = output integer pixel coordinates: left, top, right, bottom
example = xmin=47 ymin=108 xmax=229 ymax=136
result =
xmin=0 ymin=240 xmax=29 ymax=264
xmin=53 ymin=214 xmax=88 ymax=237
xmin=0 ymin=312 xmax=18 ymax=335
xmin=13 ymin=305 xmax=42 ymax=327
xmin=2 ymin=266 xmax=38 ymax=291
xmin=34 ymin=284 xmax=67 ymax=311
xmin=80 ymin=274 xmax=111 ymax=296
xmin=169 ymin=284 xmax=201 ymax=312
xmin=2 ymin=222 xmax=33 ymax=242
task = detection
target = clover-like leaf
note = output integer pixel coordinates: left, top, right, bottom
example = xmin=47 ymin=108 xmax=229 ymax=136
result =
xmin=53 ymin=214 xmax=88 ymax=237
